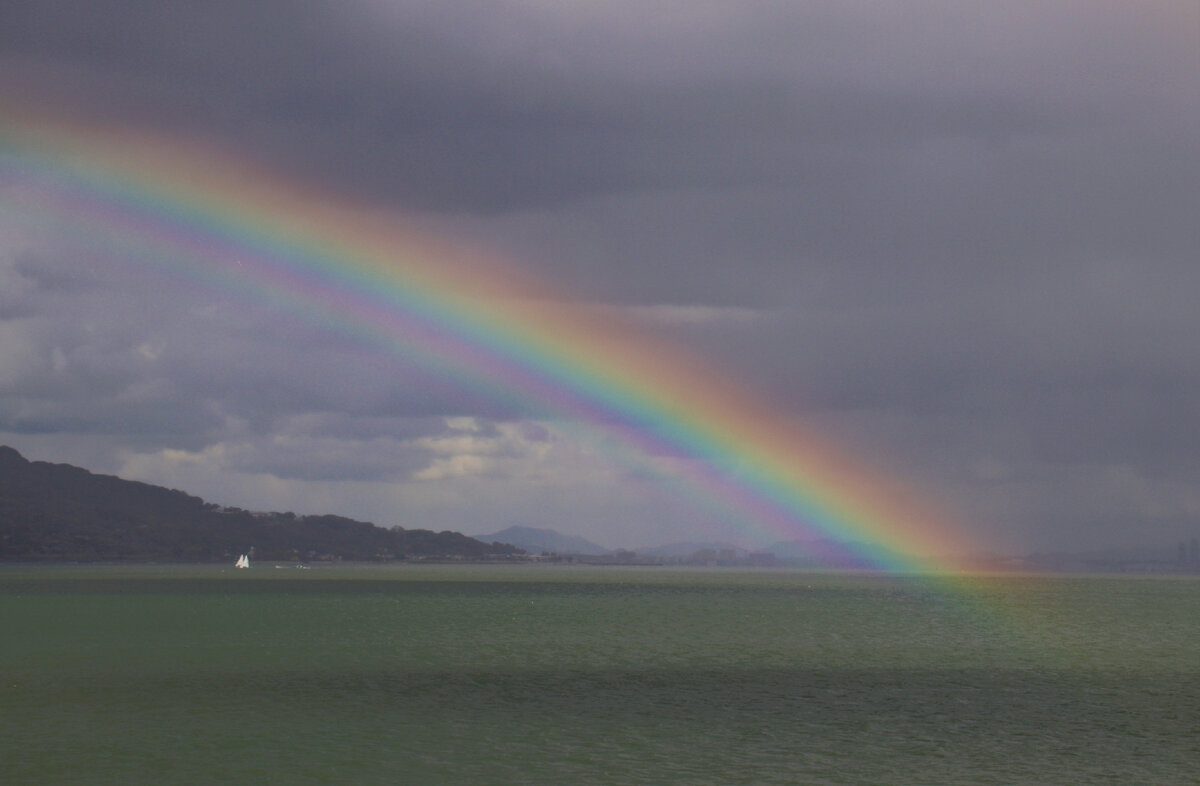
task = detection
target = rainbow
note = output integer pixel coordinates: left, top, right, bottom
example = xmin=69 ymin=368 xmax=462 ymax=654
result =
xmin=0 ymin=104 xmax=977 ymax=572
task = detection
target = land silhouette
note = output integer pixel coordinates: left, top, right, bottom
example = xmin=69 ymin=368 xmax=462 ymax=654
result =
xmin=3 ymin=446 xmax=1192 ymax=572
xmin=0 ymin=446 xmax=520 ymax=562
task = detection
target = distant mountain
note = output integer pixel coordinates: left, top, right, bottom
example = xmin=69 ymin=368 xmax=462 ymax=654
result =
xmin=0 ymin=446 xmax=521 ymax=562
xmin=479 ymin=525 xmax=609 ymax=555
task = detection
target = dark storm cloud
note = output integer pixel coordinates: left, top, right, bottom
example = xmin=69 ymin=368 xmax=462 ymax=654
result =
xmin=8 ymin=0 xmax=1188 ymax=218
xmin=2 ymin=0 xmax=1197 ymax=550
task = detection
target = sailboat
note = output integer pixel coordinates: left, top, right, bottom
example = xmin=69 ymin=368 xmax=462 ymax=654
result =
xmin=235 ymin=554 xmax=250 ymax=569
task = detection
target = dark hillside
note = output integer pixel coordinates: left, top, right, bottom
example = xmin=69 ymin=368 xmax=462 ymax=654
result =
xmin=0 ymin=446 xmax=520 ymax=562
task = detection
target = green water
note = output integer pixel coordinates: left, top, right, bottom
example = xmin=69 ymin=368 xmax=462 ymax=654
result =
xmin=2 ymin=565 xmax=1198 ymax=784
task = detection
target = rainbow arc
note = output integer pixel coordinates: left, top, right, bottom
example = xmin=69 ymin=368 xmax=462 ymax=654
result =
xmin=0 ymin=105 xmax=975 ymax=572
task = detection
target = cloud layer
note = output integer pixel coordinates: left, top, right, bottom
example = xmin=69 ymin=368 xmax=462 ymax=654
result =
xmin=2 ymin=0 xmax=1198 ymax=552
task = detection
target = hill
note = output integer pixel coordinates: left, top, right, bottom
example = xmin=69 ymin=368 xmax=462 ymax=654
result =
xmin=0 ymin=446 xmax=521 ymax=562
xmin=479 ymin=525 xmax=609 ymax=555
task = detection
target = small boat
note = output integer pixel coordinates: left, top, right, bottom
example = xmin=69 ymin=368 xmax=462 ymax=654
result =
xmin=235 ymin=554 xmax=250 ymax=569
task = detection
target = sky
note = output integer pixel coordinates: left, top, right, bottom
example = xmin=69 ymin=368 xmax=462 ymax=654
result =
xmin=1 ymin=1 xmax=1197 ymax=555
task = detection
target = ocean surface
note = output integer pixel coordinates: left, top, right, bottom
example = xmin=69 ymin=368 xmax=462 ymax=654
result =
xmin=2 ymin=564 xmax=1197 ymax=784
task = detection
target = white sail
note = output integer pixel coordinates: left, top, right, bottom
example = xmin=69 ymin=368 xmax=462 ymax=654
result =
xmin=235 ymin=554 xmax=249 ymax=568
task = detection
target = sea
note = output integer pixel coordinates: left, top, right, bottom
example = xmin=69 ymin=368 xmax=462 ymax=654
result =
xmin=2 ymin=564 xmax=1197 ymax=785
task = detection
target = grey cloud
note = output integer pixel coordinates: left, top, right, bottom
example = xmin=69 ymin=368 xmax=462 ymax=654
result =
xmin=8 ymin=0 xmax=1191 ymax=215
xmin=12 ymin=251 xmax=102 ymax=295
xmin=0 ymin=236 xmax=518 ymax=450
xmin=2 ymin=0 xmax=1197 ymax=552
xmin=219 ymin=435 xmax=434 ymax=483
